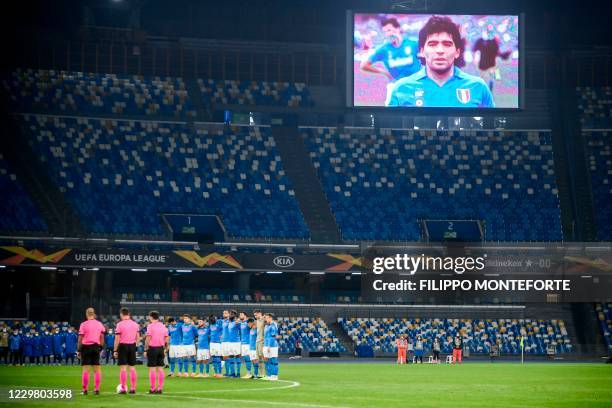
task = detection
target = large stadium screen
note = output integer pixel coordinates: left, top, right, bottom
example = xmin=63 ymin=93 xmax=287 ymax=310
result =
xmin=349 ymin=12 xmax=522 ymax=109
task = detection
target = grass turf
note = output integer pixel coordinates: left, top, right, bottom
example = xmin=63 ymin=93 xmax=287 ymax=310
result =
xmin=0 ymin=362 xmax=611 ymax=407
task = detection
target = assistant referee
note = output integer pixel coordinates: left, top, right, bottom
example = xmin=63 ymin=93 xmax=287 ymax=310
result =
xmin=78 ymin=307 xmax=106 ymax=395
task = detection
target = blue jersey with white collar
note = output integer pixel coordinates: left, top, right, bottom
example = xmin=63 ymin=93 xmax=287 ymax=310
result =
xmin=388 ymin=66 xmax=495 ymax=108
xmin=197 ymin=326 xmax=210 ymax=349
xmin=210 ymin=321 xmax=222 ymax=344
xmin=168 ymin=324 xmax=182 ymax=346
xmin=368 ymin=37 xmax=421 ymax=81
xmin=181 ymin=323 xmax=198 ymax=346
xmin=264 ymin=322 xmax=279 ymax=348
xmin=221 ymin=319 xmax=229 ymax=343
xmin=240 ymin=321 xmax=250 ymax=345
xmin=226 ymin=320 xmax=240 ymax=343
xmin=249 ymin=327 xmax=257 ymax=350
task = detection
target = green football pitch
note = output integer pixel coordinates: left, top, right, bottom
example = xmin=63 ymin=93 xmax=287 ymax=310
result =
xmin=0 ymin=362 xmax=611 ymax=407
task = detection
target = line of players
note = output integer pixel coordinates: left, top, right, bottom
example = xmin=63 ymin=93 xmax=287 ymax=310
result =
xmin=167 ymin=309 xmax=280 ymax=381
xmin=77 ymin=307 xmax=280 ymax=395
xmin=1 ymin=325 xmax=78 ymax=366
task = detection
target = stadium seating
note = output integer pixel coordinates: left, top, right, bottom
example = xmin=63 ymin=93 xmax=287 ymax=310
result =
xmin=0 ymin=153 xmax=47 ymax=232
xmin=117 ymin=288 xmax=306 ymax=303
xmin=278 ymin=317 xmax=346 ymax=353
xmin=583 ymin=130 xmax=612 ymax=240
xmin=198 ymin=79 xmax=314 ymax=108
xmin=339 ymin=317 xmax=572 ymax=355
xmin=18 ymin=115 xmax=309 ymax=239
xmin=98 ymin=315 xmax=345 ymax=353
xmin=576 ymin=87 xmax=612 ymax=128
xmin=595 ymin=303 xmax=612 ymax=354
xmin=303 ymin=127 xmax=563 ymax=241
xmin=4 ymin=69 xmax=196 ymax=119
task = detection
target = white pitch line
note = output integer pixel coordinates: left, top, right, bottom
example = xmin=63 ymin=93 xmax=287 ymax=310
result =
xmin=148 ymin=393 xmax=353 ymax=408
xmin=170 ymin=379 xmax=300 ymax=394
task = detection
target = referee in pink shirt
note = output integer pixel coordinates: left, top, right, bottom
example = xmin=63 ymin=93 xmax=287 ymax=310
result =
xmin=145 ymin=310 xmax=169 ymax=394
xmin=114 ymin=307 xmax=141 ymax=394
xmin=78 ymin=307 xmax=106 ymax=395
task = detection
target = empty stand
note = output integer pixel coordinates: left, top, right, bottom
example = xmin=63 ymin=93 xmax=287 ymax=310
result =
xmin=303 ymin=127 xmax=563 ymax=242
xmin=339 ymin=317 xmax=572 ymax=355
xmin=0 ymin=153 xmax=47 ymax=232
xmin=18 ymin=115 xmax=309 ymax=239
xmin=4 ymin=69 xmax=196 ymax=119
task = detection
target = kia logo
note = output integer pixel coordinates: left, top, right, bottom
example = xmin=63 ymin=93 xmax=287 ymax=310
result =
xmin=273 ymin=256 xmax=295 ymax=268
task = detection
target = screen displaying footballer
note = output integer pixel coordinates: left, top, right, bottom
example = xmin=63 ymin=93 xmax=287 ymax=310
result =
xmin=352 ymin=13 xmax=520 ymax=108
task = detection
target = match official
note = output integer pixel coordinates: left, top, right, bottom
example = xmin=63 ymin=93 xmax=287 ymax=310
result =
xmin=145 ymin=311 xmax=169 ymax=394
xmin=114 ymin=307 xmax=140 ymax=394
xmin=78 ymin=308 xmax=105 ymax=395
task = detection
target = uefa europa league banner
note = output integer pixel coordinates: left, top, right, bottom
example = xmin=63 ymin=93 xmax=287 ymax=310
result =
xmin=0 ymin=246 xmax=362 ymax=273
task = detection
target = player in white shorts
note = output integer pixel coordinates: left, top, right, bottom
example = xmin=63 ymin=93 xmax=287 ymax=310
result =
xmin=195 ymin=318 xmax=211 ymax=377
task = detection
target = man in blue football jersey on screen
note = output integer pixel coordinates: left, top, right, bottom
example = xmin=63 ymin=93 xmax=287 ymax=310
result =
xmin=360 ymin=17 xmax=421 ymax=105
xmin=388 ymin=15 xmax=495 ymax=108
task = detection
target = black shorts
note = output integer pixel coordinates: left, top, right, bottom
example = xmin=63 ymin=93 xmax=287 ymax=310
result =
xmin=147 ymin=347 xmax=165 ymax=367
xmin=81 ymin=344 xmax=101 ymax=366
xmin=117 ymin=343 xmax=137 ymax=366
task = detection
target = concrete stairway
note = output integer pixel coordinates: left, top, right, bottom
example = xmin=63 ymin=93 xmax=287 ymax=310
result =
xmin=272 ymin=125 xmax=341 ymax=243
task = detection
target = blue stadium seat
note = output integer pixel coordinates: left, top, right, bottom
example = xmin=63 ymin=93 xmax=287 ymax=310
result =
xmin=583 ymin=131 xmax=612 ymax=240
xmin=339 ymin=317 xmax=572 ymax=355
xmin=576 ymin=87 xmax=612 ymax=128
xmin=0 ymin=153 xmax=47 ymax=232
xmin=302 ymin=127 xmax=563 ymax=242
xmin=596 ymin=303 xmax=612 ymax=354
xmin=4 ymin=69 xmax=196 ymax=119
xmin=198 ymin=79 xmax=314 ymax=108
xmin=18 ymin=114 xmax=309 ymax=239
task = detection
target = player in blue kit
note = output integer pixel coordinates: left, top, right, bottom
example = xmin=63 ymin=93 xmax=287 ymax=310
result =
xmin=239 ymin=311 xmax=252 ymax=378
xmin=208 ymin=315 xmax=223 ymax=377
xmin=225 ymin=310 xmax=241 ymax=378
xmin=31 ymin=332 xmax=42 ymax=365
xmin=388 ymin=15 xmax=494 ymax=108
xmin=195 ymin=318 xmax=211 ymax=378
xmin=65 ymin=327 xmax=78 ymax=365
xmin=360 ymin=17 xmax=421 ymax=105
xmin=52 ymin=327 xmax=64 ymax=365
xmin=167 ymin=318 xmax=182 ymax=377
xmin=246 ymin=318 xmax=261 ymax=379
xmin=9 ymin=329 xmax=21 ymax=366
xmin=104 ymin=328 xmax=115 ymax=365
xmin=180 ymin=314 xmax=198 ymax=377
xmin=22 ymin=333 xmax=33 ymax=365
xmin=41 ymin=329 xmax=53 ymax=365
xmin=220 ymin=309 xmax=231 ymax=376
xmin=263 ymin=313 xmax=280 ymax=381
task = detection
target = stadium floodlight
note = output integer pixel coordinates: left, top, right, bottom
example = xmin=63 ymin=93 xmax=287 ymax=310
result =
xmin=131 ymin=268 xmax=148 ymax=272
xmin=41 ymin=266 xmax=57 ymax=270
xmin=0 ymin=265 xmax=6 ymax=268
